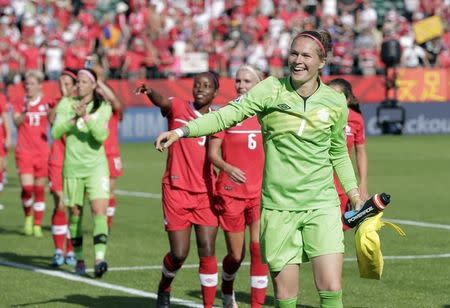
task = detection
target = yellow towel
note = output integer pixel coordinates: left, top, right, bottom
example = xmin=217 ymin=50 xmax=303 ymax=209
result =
xmin=355 ymin=212 xmax=406 ymax=279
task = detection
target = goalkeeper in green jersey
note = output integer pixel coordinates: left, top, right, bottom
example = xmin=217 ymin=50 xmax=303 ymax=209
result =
xmin=156 ymin=29 xmax=364 ymax=308
xmin=51 ymin=68 xmax=112 ymax=278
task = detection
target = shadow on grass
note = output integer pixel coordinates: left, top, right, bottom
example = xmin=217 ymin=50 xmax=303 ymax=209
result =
xmin=187 ymin=289 xmax=314 ymax=307
xmin=0 ymin=251 xmax=80 ymax=275
xmin=0 ymin=226 xmax=25 ymax=236
xmin=11 ymin=294 xmax=190 ymax=308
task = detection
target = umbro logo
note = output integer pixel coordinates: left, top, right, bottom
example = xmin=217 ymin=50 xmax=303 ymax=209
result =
xmin=277 ymin=103 xmax=291 ymax=110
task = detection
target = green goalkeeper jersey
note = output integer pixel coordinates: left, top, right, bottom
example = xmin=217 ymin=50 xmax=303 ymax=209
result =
xmin=51 ymin=97 xmax=112 ymax=178
xmin=186 ymin=76 xmax=358 ymax=211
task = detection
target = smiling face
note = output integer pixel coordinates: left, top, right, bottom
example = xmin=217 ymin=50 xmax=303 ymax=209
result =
xmin=288 ymin=36 xmax=325 ymax=86
xmin=192 ymin=73 xmax=217 ymax=107
xmin=235 ymin=68 xmax=260 ymax=95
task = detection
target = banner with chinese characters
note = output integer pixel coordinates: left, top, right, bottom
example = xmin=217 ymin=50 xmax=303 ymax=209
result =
xmin=395 ymin=68 xmax=448 ymax=102
xmin=6 ymin=69 xmax=450 ymax=106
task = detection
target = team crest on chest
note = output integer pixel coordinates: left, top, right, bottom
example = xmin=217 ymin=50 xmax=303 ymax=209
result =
xmin=317 ymin=108 xmax=329 ymax=122
xmin=277 ymin=103 xmax=291 ymax=110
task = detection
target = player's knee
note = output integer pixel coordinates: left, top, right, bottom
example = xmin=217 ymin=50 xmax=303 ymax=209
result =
xmin=316 ymin=281 xmax=341 ymax=292
xmin=229 ymin=250 xmax=245 ymax=264
xmin=170 ymin=251 xmax=188 ymax=265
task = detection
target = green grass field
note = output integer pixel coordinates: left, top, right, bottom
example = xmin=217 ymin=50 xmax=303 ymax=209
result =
xmin=1 ymin=135 xmax=450 ymax=307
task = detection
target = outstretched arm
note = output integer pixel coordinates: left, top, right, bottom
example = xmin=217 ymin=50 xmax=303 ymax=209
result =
xmin=135 ymin=83 xmax=171 ymax=115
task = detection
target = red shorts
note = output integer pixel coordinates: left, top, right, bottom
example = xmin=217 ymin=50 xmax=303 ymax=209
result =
xmin=215 ymin=194 xmax=260 ymax=232
xmin=15 ymin=152 xmax=49 ymax=177
xmin=107 ymin=154 xmax=123 ymax=178
xmin=162 ymin=184 xmax=218 ymax=231
xmin=48 ymin=163 xmax=63 ymax=193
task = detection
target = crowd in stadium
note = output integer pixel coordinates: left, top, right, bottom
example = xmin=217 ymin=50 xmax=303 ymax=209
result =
xmin=0 ymin=0 xmax=449 ymax=85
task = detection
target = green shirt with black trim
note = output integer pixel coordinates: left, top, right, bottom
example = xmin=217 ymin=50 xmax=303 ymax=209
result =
xmin=51 ymin=97 xmax=112 ymax=178
xmin=186 ymin=76 xmax=358 ymax=211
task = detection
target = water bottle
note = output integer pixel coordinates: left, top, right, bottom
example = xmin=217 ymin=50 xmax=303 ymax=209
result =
xmin=343 ymin=193 xmax=391 ymax=228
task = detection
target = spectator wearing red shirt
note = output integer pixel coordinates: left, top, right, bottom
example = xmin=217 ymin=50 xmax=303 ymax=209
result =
xmin=208 ymin=65 xmax=268 ymax=307
xmin=12 ymin=70 xmax=53 ymax=237
xmin=18 ymin=36 xmax=42 ymax=72
xmin=122 ymin=37 xmax=147 ymax=80
xmin=328 ymin=78 xmax=368 ymax=230
xmin=135 ymin=72 xmax=220 ymax=308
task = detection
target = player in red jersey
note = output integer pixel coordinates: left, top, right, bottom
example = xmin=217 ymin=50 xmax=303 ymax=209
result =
xmin=329 ymin=78 xmax=368 ymax=230
xmin=12 ymin=70 xmax=53 ymax=237
xmin=96 ymin=79 xmax=124 ymax=232
xmin=135 ymin=72 xmax=220 ymax=308
xmin=48 ymin=69 xmax=78 ymax=267
xmin=208 ymin=65 xmax=268 ymax=307
xmin=0 ymin=92 xmax=12 ymax=208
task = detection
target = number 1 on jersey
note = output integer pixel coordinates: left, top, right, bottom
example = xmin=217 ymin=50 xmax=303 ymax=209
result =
xmin=297 ymin=119 xmax=306 ymax=136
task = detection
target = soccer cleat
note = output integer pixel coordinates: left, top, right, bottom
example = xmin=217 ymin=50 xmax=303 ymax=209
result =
xmin=75 ymin=260 xmax=86 ymax=276
xmin=24 ymin=216 xmax=33 ymax=236
xmin=156 ymin=291 xmax=170 ymax=308
xmin=33 ymin=225 xmax=43 ymax=237
xmin=222 ymin=292 xmax=238 ymax=308
xmin=65 ymin=254 xmax=76 ymax=267
xmin=51 ymin=252 xmax=65 ymax=267
xmin=94 ymin=260 xmax=108 ymax=278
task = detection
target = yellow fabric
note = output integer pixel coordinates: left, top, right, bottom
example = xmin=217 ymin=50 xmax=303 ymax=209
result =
xmin=355 ymin=212 xmax=406 ymax=279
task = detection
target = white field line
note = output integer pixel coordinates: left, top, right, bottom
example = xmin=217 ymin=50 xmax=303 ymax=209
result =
xmin=0 ymin=259 xmax=204 ymax=308
xmin=115 ymin=189 xmax=161 ymax=199
xmin=87 ymin=252 xmax=450 ymax=273
xmin=385 ymin=219 xmax=450 ymax=230
xmin=6 ymin=187 xmax=162 ymax=199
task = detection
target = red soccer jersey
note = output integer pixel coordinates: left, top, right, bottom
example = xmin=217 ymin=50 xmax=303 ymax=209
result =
xmin=104 ymin=108 xmax=122 ymax=156
xmin=13 ymin=96 xmax=52 ymax=155
xmin=345 ymin=109 xmax=366 ymax=153
xmin=215 ymin=116 xmax=264 ymax=198
xmin=335 ymin=109 xmax=366 ymax=195
xmin=162 ymin=98 xmax=215 ymax=193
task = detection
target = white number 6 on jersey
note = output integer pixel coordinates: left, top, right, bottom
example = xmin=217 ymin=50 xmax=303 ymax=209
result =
xmin=248 ymin=133 xmax=257 ymax=150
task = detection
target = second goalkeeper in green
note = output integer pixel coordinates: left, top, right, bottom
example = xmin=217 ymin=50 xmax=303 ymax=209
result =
xmin=51 ymin=68 xmax=112 ymax=278
xmin=156 ymin=29 xmax=364 ymax=308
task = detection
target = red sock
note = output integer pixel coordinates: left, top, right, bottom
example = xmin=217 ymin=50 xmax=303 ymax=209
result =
xmin=51 ymin=209 xmax=67 ymax=251
xmin=158 ymin=253 xmax=183 ymax=292
xmin=21 ymin=185 xmax=34 ymax=216
xmin=199 ymin=256 xmax=218 ymax=308
xmin=66 ymin=229 xmax=74 ymax=253
xmin=250 ymin=242 xmax=268 ymax=307
xmin=0 ymin=172 xmax=3 ymax=190
xmin=107 ymin=197 xmax=115 ymax=229
xmin=221 ymin=254 xmax=242 ymax=295
xmin=33 ymin=185 xmax=46 ymax=226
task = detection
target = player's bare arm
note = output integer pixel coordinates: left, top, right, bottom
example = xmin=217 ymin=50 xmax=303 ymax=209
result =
xmin=134 ymin=84 xmax=171 ymax=115
xmin=208 ymin=137 xmax=246 ymax=184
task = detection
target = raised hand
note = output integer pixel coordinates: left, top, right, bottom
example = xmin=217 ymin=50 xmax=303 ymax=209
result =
xmin=134 ymin=83 xmax=148 ymax=95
